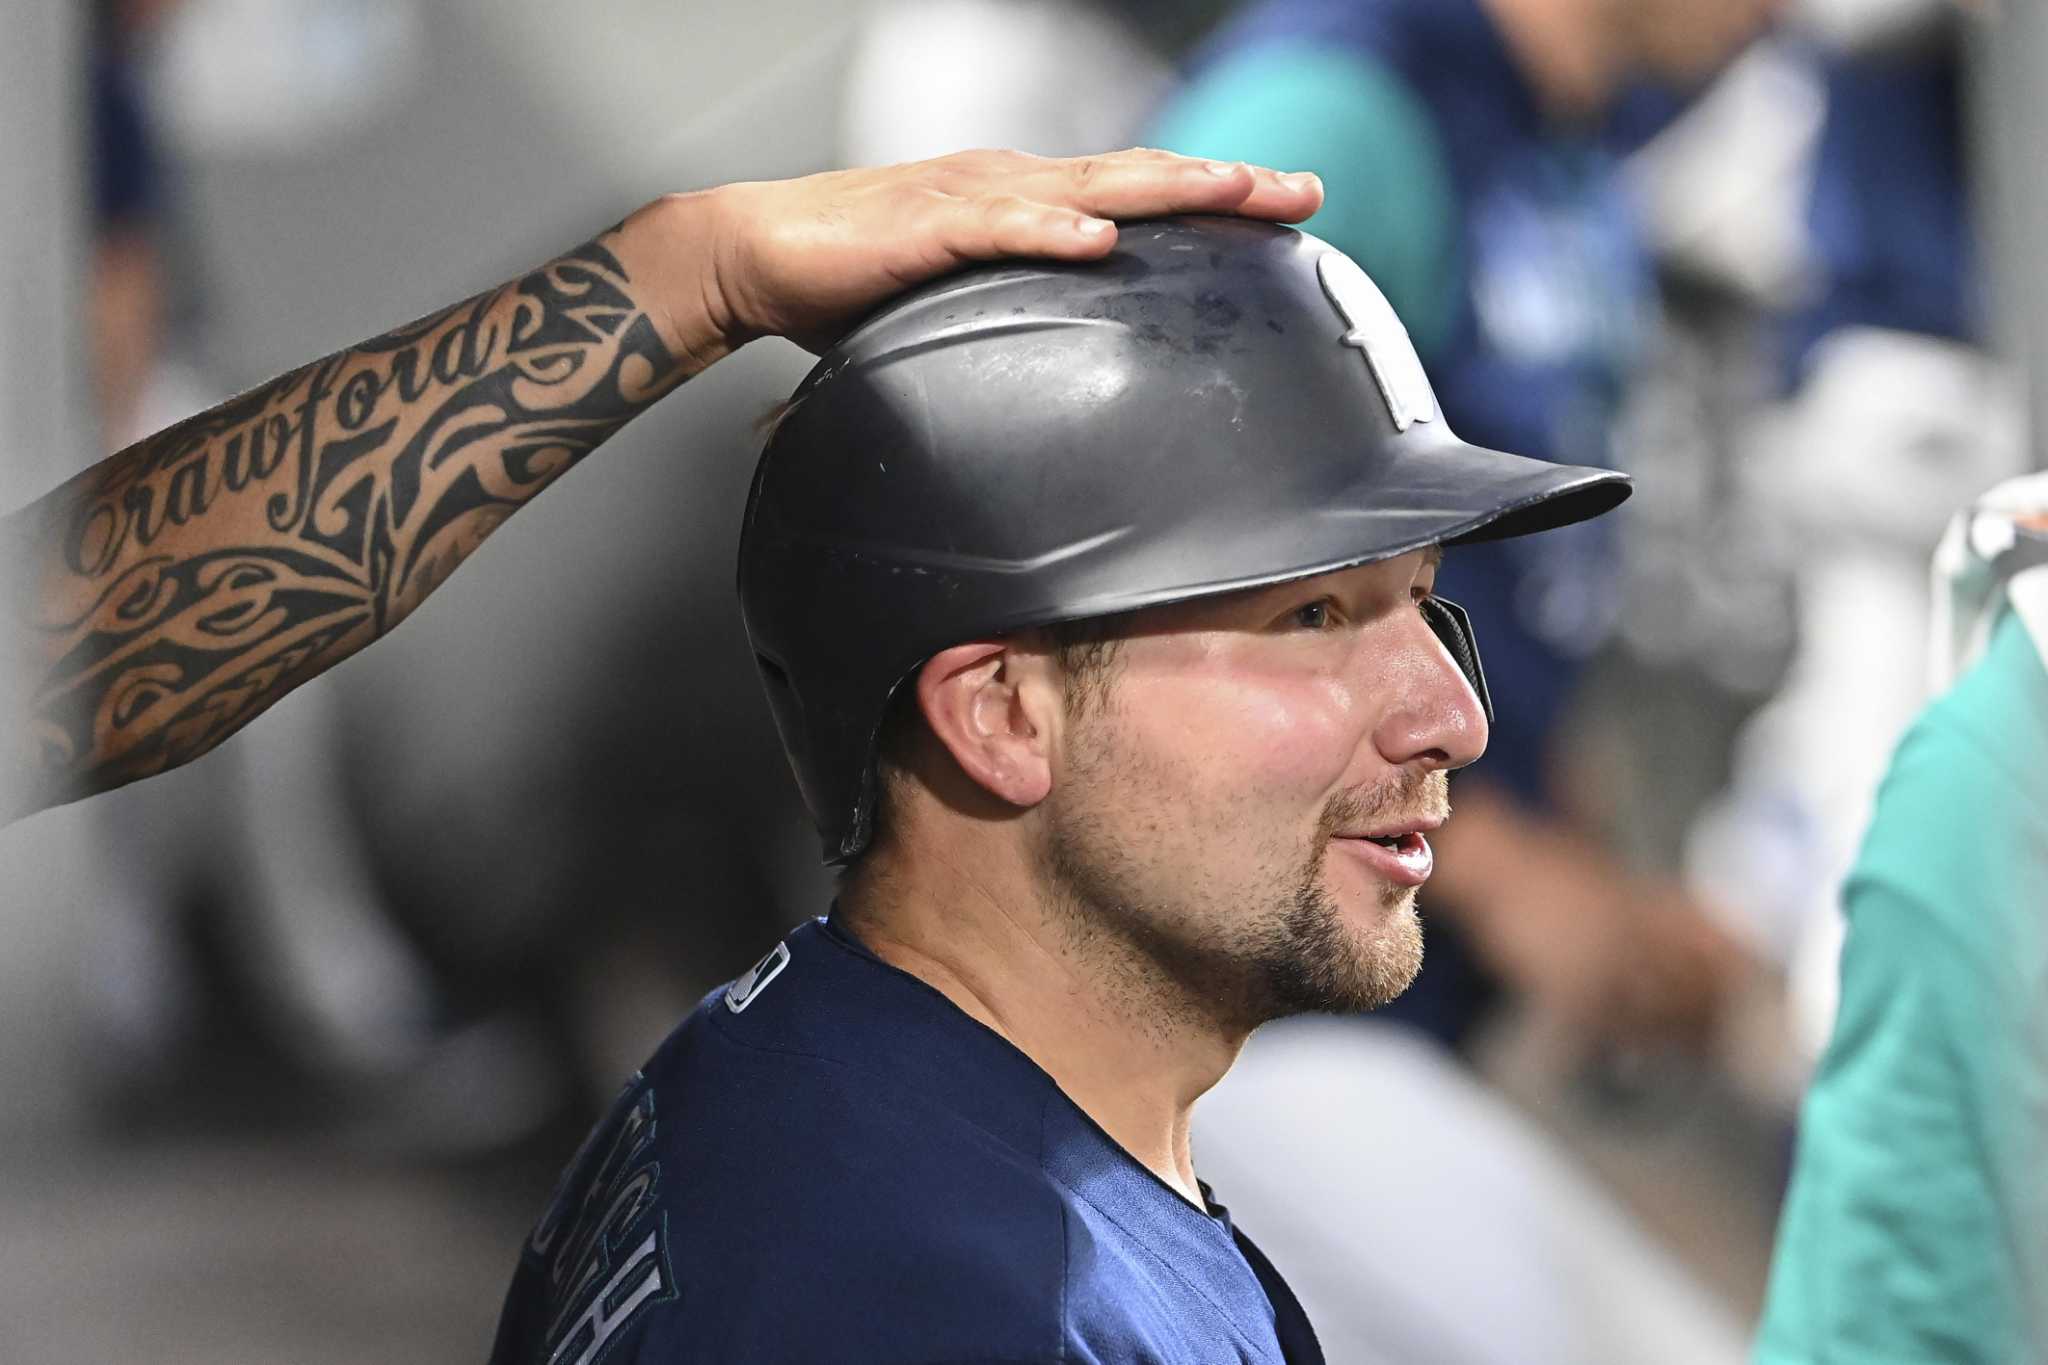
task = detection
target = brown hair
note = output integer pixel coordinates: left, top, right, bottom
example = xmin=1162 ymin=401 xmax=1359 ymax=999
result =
xmin=844 ymin=612 xmax=1132 ymax=878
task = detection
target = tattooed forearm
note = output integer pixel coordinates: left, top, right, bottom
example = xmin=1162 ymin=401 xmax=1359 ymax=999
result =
xmin=7 ymin=233 xmax=686 ymax=811
xmin=2 ymin=151 xmax=1314 ymax=818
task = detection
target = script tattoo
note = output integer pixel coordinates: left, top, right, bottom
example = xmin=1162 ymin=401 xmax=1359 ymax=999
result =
xmin=12 ymin=236 xmax=684 ymax=806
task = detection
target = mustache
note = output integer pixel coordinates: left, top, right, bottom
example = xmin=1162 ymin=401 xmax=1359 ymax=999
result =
xmin=1316 ymin=770 xmax=1450 ymax=844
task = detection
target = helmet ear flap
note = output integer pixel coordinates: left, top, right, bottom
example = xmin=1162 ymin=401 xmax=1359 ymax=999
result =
xmin=1419 ymin=596 xmax=1493 ymax=726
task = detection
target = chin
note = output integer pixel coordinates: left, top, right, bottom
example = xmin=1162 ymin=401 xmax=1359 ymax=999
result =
xmin=1326 ymin=854 xmax=1421 ymax=922
xmin=1346 ymin=896 xmax=1425 ymax=1007
xmin=1257 ymin=880 xmax=1424 ymax=1021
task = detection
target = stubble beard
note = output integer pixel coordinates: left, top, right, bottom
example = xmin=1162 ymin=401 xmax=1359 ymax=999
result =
xmin=1266 ymin=879 xmax=1421 ymax=1017
xmin=1253 ymin=779 xmax=1430 ymax=1021
xmin=1040 ymin=758 xmax=1437 ymax=1039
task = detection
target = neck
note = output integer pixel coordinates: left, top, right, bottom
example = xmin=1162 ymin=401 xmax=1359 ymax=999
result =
xmin=1480 ymin=0 xmax=1624 ymax=122
xmin=839 ymin=835 xmax=1243 ymax=1206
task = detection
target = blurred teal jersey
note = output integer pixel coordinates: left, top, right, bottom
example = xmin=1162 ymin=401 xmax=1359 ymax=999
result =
xmin=1147 ymin=40 xmax=1459 ymax=358
xmin=1756 ymin=611 xmax=2048 ymax=1364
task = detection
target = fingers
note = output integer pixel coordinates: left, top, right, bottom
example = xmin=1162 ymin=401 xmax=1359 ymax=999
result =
xmin=931 ymin=191 xmax=1121 ymax=265
xmin=1234 ymin=165 xmax=1326 ymax=223
xmin=701 ymin=147 xmax=1328 ymax=353
xmin=1053 ymin=149 xmax=1324 ymax=223
xmin=948 ymin=147 xmax=1324 ymax=226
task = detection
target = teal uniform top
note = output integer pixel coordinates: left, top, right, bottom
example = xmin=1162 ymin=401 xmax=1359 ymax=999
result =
xmin=1756 ymin=611 xmax=2048 ymax=1363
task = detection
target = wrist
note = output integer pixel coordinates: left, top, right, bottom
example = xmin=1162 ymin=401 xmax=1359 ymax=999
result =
xmin=609 ymin=189 xmax=746 ymax=374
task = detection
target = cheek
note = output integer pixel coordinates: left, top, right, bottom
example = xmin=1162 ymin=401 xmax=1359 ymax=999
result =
xmin=1132 ymin=667 xmax=1363 ymax=801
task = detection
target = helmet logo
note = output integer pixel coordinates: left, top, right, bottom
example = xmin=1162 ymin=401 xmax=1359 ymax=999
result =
xmin=1317 ymin=252 xmax=1436 ymax=432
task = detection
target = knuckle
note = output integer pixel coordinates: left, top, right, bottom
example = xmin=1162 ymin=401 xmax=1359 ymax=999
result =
xmin=928 ymin=147 xmax=1025 ymax=196
xmin=896 ymin=182 xmax=953 ymax=210
xmin=904 ymin=156 xmax=961 ymax=194
xmin=978 ymin=192 xmax=1032 ymax=223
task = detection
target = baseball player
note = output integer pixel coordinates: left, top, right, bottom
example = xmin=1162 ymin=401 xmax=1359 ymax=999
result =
xmin=486 ymin=218 xmax=1630 ymax=1363
xmin=0 ymin=149 xmax=1321 ymax=824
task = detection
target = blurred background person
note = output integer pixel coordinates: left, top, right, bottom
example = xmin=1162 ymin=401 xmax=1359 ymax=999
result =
xmin=1685 ymin=0 xmax=2022 ymax=1073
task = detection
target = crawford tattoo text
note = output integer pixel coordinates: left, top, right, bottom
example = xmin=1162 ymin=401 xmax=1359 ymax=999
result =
xmin=15 ymin=237 xmax=684 ymax=803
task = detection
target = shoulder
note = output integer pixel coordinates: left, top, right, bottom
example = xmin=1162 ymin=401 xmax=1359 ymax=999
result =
xmin=1800 ymin=612 xmax=2048 ymax=1175
xmin=610 ymin=1066 xmax=1075 ymax=1362
xmin=494 ymin=933 xmax=1083 ymax=1364
xmin=1895 ymin=610 xmax=2048 ymax=798
xmin=1816 ymin=616 xmax=2048 ymax=1062
xmin=1849 ymin=613 xmax=2048 ymax=934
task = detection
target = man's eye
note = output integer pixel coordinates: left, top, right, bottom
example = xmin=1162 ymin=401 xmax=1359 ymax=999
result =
xmin=1293 ymin=601 xmax=1332 ymax=629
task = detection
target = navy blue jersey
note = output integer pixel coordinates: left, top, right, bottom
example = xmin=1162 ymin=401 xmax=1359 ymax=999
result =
xmin=488 ymin=916 xmax=1323 ymax=1364
xmin=1789 ymin=45 xmax=1977 ymax=377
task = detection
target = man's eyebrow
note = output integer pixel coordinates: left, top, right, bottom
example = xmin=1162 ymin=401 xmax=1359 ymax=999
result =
xmin=1422 ymin=544 xmax=1444 ymax=571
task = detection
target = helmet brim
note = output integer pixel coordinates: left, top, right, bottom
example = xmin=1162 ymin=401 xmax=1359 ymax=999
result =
xmin=953 ymin=436 xmax=1632 ymax=633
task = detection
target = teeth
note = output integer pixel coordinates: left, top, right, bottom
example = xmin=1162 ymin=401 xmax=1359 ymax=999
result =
xmin=1367 ymin=835 xmax=1402 ymax=848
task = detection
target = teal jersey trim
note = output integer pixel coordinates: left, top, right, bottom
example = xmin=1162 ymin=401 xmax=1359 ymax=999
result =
xmin=1756 ymin=611 xmax=2048 ymax=1364
xmin=1148 ymin=43 xmax=1460 ymax=358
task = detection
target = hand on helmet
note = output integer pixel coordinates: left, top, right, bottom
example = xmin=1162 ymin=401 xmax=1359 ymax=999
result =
xmin=623 ymin=148 xmax=1325 ymax=359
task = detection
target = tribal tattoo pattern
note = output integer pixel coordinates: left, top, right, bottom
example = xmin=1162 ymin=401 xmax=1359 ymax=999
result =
xmin=11 ymin=236 xmax=685 ymax=807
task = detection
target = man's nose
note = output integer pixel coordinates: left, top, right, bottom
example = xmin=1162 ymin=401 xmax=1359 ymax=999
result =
xmin=1371 ymin=613 xmax=1489 ymax=773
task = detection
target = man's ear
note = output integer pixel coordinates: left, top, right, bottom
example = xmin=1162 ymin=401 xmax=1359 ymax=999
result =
xmin=914 ymin=639 xmax=1059 ymax=809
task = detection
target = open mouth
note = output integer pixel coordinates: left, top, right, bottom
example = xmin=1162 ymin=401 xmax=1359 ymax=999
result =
xmin=1332 ymin=828 xmax=1436 ymax=887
